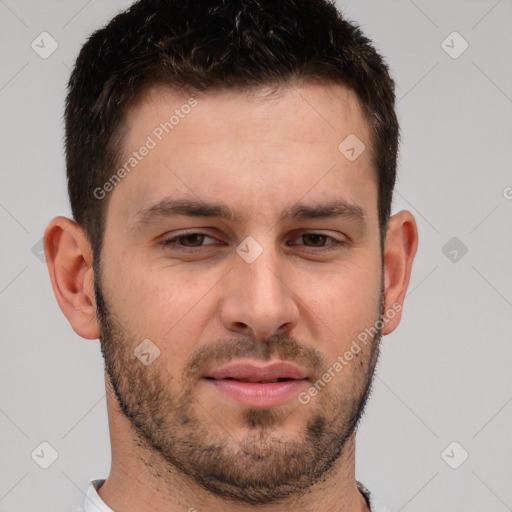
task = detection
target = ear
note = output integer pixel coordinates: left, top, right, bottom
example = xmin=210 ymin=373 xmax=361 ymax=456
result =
xmin=44 ymin=216 xmax=100 ymax=339
xmin=381 ymin=210 xmax=418 ymax=335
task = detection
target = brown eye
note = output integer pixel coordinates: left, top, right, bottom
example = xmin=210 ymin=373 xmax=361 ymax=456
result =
xmin=176 ymin=234 xmax=206 ymax=247
xmin=288 ymin=232 xmax=348 ymax=252
xmin=161 ymin=232 xmax=218 ymax=249
xmin=301 ymin=234 xmax=329 ymax=247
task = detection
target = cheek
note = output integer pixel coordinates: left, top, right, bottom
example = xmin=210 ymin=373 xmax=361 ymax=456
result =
xmin=303 ymin=261 xmax=382 ymax=352
xmin=105 ymin=263 xmax=216 ymax=360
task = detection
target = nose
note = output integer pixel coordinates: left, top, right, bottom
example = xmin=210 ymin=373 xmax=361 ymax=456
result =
xmin=219 ymin=245 xmax=300 ymax=340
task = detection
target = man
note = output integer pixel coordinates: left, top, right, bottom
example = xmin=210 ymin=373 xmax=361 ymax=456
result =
xmin=44 ymin=0 xmax=418 ymax=510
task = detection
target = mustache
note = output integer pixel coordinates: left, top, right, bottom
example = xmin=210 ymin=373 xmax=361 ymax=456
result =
xmin=181 ymin=334 xmax=326 ymax=383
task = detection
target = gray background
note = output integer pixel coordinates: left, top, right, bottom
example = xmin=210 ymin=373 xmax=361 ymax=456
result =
xmin=0 ymin=1 xmax=511 ymax=511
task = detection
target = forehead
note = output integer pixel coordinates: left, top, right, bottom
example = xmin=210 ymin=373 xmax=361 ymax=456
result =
xmin=110 ymin=80 xmax=376 ymax=226
xmin=125 ymin=80 xmax=370 ymax=143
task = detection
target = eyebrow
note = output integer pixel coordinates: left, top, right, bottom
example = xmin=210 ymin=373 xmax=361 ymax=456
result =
xmin=130 ymin=197 xmax=366 ymax=229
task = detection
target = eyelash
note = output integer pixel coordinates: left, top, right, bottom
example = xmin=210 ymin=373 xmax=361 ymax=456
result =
xmin=160 ymin=231 xmax=348 ymax=252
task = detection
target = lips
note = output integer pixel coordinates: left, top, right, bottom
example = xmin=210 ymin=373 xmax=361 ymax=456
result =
xmin=203 ymin=361 xmax=309 ymax=408
xmin=204 ymin=361 xmax=309 ymax=383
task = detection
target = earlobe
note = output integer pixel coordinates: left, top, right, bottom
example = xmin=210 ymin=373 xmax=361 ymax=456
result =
xmin=381 ymin=210 xmax=418 ymax=335
xmin=44 ymin=216 xmax=100 ymax=340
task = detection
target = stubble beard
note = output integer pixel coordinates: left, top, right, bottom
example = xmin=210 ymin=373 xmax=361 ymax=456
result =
xmin=94 ymin=265 xmax=385 ymax=505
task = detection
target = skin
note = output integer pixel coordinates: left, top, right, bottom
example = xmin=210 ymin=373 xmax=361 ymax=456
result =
xmin=45 ymin=81 xmax=418 ymax=512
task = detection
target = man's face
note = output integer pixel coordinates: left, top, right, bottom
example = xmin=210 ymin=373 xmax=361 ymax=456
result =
xmin=95 ymin=82 xmax=385 ymax=504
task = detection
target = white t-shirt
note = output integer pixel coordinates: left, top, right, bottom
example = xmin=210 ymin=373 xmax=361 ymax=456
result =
xmin=75 ymin=478 xmax=391 ymax=512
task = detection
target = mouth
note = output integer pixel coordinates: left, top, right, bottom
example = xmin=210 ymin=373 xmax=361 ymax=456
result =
xmin=204 ymin=376 xmax=298 ymax=383
xmin=202 ymin=360 xmax=309 ymax=408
